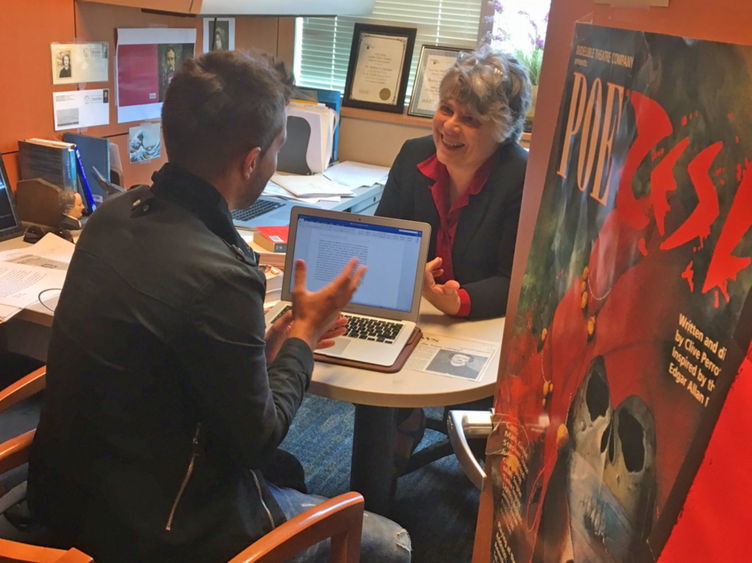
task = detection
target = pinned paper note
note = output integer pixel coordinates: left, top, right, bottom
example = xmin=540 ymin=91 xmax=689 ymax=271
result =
xmin=51 ymin=42 xmax=109 ymax=85
xmin=53 ymin=89 xmax=110 ymax=131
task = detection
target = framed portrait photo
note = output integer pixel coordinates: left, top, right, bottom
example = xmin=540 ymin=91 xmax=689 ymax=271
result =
xmin=407 ymin=45 xmax=463 ymax=118
xmin=343 ymin=23 xmax=417 ymax=114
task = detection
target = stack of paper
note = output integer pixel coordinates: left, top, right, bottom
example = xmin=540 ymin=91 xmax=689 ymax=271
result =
xmin=0 ymin=233 xmax=74 ymax=322
xmin=323 ymin=161 xmax=391 ymax=189
xmin=271 ymin=173 xmax=354 ymax=199
xmin=287 ymin=101 xmax=338 ymax=173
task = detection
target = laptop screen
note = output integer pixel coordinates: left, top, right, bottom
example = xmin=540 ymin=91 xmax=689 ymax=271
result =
xmin=0 ymin=157 xmax=23 ymax=241
xmin=291 ymin=213 xmax=424 ymax=313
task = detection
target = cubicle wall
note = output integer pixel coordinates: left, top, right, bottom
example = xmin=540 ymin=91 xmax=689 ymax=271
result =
xmin=0 ymin=0 xmax=294 ymax=191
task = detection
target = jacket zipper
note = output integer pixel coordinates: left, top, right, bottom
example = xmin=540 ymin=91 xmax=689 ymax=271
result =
xmin=166 ymin=423 xmax=202 ymax=531
xmin=250 ymin=469 xmax=276 ymax=531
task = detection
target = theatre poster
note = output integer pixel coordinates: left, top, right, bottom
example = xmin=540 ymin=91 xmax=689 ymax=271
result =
xmin=487 ymin=24 xmax=752 ymax=563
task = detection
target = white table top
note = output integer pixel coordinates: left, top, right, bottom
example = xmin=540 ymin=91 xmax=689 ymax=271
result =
xmin=1 ymin=236 xmax=504 ymax=410
xmin=309 ymin=300 xmax=504 ymax=409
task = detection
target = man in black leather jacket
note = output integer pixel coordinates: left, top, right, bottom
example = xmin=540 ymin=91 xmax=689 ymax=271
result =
xmin=28 ymin=51 xmax=409 ymax=563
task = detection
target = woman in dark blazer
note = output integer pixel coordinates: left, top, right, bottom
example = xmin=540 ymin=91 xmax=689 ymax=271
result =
xmin=377 ymin=48 xmax=531 ymax=320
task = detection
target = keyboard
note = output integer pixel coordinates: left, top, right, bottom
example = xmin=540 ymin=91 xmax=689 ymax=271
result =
xmin=342 ymin=314 xmax=403 ymax=344
xmin=232 ymin=199 xmax=284 ymax=221
xmin=268 ymin=306 xmax=404 ymax=344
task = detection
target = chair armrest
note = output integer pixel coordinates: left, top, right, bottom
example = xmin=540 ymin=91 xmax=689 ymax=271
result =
xmin=0 ymin=367 xmax=46 ymax=413
xmin=0 ymin=538 xmax=92 ymax=563
xmin=447 ymin=409 xmax=493 ymax=490
xmin=227 ymin=492 xmax=364 ymax=563
xmin=0 ymin=430 xmax=35 ymax=476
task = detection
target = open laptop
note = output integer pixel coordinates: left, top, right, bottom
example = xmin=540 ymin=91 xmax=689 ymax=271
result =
xmin=265 ymin=207 xmax=431 ymax=367
xmin=0 ymin=156 xmax=24 ymax=242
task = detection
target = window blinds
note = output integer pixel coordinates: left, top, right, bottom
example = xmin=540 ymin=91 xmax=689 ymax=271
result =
xmin=295 ymin=0 xmax=482 ymax=103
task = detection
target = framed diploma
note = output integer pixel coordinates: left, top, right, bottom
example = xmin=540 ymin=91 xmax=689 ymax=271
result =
xmin=343 ymin=24 xmax=417 ymax=114
xmin=407 ymin=45 xmax=463 ymax=118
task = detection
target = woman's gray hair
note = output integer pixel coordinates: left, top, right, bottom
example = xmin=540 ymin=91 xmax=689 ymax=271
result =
xmin=439 ymin=47 xmax=532 ymax=143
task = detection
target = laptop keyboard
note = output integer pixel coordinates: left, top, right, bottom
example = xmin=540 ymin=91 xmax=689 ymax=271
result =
xmin=268 ymin=306 xmax=404 ymax=344
xmin=232 ymin=199 xmax=284 ymax=221
xmin=343 ymin=315 xmax=404 ymax=343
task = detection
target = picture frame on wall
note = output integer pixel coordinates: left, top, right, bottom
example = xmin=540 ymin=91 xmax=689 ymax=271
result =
xmin=343 ymin=23 xmax=417 ymax=114
xmin=407 ymin=45 xmax=463 ymax=118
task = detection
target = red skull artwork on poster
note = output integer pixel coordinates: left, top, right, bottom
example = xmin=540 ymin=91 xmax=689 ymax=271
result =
xmin=488 ymin=24 xmax=752 ymax=563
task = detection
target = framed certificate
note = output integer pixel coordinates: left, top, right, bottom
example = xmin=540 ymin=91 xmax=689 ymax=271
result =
xmin=408 ymin=45 xmax=463 ymax=118
xmin=343 ymin=23 xmax=417 ymax=114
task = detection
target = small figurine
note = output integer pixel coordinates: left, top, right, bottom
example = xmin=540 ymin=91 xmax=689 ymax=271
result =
xmin=58 ymin=190 xmax=84 ymax=230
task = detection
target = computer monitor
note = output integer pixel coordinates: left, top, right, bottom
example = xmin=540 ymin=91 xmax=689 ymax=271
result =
xmin=0 ymin=156 xmax=24 ymax=242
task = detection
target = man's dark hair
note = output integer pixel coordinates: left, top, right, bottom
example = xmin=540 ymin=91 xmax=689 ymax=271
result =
xmin=161 ymin=50 xmax=292 ymax=180
xmin=165 ymin=47 xmax=176 ymax=58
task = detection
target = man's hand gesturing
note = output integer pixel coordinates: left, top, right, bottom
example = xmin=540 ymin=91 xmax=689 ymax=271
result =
xmin=288 ymin=258 xmax=366 ymax=351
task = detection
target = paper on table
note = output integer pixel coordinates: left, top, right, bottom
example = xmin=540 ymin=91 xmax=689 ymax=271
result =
xmin=0 ymin=262 xmax=67 ymax=309
xmin=261 ymin=182 xmax=301 ymax=201
xmin=0 ymin=233 xmax=75 ymax=266
xmin=271 ymin=173 xmax=354 ymax=198
xmin=404 ymin=333 xmax=500 ymax=382
xmin=323 ymin=161 xmax=391 ymax=189
xmin=0 ymin=304 xmax=21 ymax=323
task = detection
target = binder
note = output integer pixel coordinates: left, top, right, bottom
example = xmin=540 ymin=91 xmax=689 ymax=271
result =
xmin=18 ymin=138 xmax=78 ymax=193
xmin=277 ymin=102 xmax=337 ymax=174
xmin=295 ymin=88 xmax=342 ymax=162
xmin=63 ymin=132 xmax=111 ymax=205
xmin=18 ymin=138 xmax=94 ymax=213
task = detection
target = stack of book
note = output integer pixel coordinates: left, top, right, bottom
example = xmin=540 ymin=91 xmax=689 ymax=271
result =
xmin=18 ymin=138 xmax=95 ymax=213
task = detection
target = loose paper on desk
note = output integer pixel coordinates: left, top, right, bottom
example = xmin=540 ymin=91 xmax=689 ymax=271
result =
xmin=0 ymin=304 xmax=21 ymax=324
xmin=53 ymin=89 xmax=110 ymax=131
xmin=0 ymin=233 xmax=75 ymax=268
xmin=404 ymin=333 xmax=499 ymax=382
xmin=0 ymin=233 xmax=74 ymax=318
xmin=323 ymin=161 xmax=390 ymax=189
xmin=271 ymin=173 xmax=354 ymax=198
xmin=0 ymin=262 xmax=66 ymax=311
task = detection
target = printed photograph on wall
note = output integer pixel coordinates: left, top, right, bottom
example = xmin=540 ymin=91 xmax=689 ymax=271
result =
xmin=157 ymin=44 xmax=194 ymax=102
xmin=128 ymin=122 xmax=161 ymax=163
xmin=487 ymin=23 xmax=752 ymax=563
xmin=116 ymin=28 xmax=196 ymax=123
xmin=203 ymin=18 xmax=235 ymax=52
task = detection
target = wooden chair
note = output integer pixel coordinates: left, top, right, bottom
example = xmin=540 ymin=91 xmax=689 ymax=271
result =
xmin=0 ymin=366 xmax=365 ymax=563
xmin=0 ymin=367 xmax=46 ymax=496
xmin=0 ymin=492 xmax=363 ymax=563
xmin=228 ymin=491 xmax=364 ymax=563
xmin=0 ymin=538 xmax=92 ymax=563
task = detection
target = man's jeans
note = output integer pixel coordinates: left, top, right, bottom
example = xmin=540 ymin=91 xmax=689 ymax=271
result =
xmin=268 ymin=484 xmax=412 ymax=563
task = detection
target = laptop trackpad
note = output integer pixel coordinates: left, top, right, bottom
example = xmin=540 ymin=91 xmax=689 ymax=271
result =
xmin=326 ymin=338 xmax=351 ymax=355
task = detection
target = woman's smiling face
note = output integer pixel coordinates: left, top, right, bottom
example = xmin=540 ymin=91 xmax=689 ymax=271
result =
xmin=432 ymin=98 xmax=500 ymax=170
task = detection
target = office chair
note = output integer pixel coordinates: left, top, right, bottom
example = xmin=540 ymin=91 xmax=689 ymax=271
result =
xmin=0 ymin=367 xmax=365 ymax=563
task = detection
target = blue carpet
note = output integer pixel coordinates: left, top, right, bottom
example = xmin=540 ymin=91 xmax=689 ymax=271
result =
xmin=281 ymin=395 xmax=480 ymax=563
xmin=0 ymin=379 xmax=480 ymax=562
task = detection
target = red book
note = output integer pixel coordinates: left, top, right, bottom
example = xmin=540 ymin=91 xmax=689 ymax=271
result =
xmin=253 ymin=226 xmax=288 ymax=253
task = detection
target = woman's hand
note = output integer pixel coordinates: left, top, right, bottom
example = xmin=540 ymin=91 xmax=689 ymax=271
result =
xmin=422 ymin=257 xmax=461 ymax=315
